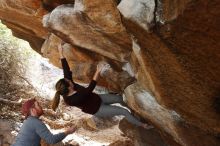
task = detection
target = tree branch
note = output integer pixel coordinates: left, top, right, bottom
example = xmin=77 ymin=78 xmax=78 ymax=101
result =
xmin=0 ymin=97 xmax=22 ymax=105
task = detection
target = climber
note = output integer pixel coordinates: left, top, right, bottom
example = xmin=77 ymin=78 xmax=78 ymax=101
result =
xmin=12 ymin=98 xmax=77 ymax=146
xmin=52 ymin=42 xmax=153 ymax=129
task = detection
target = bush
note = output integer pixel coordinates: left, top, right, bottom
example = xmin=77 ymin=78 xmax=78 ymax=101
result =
xmin=0 ymin=22 xmax=31 ymax=95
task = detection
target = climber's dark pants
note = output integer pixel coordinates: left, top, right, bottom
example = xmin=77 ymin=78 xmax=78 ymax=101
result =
xmin=94 ymin=94 xmax=143 ymax=126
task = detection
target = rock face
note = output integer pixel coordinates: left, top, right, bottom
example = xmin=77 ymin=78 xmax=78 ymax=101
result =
xmin=0 ymin=0 xmax=48 ymax=53
xmin=43 ymin=2 xmax=132 ymax=62
xmin=117 ymin=0 xmax=155 ymax=30
xmin=0 ymin=120 xmax=16 ymax=146
xmin=119 ymin=118 xmax=168 ymax=146
xmin=0 ymin=0 xmax=220 ymax=146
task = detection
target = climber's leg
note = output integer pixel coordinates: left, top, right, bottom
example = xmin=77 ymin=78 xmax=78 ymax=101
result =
xmin=94 ymin=104 xmax=143 ymax=126
xmin=99 ymin=94 xmax=125 ymax=105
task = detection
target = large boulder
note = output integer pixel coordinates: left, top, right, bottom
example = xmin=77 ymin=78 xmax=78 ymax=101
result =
xmin=42 ymin=0 xmax=132 ymax=62
xmin=0 ymin=0 xmax=48 ymax=52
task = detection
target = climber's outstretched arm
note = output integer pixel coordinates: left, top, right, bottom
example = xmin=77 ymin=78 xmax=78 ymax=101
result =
xmin=58 ymin=43 xmax=73 ymax=81
xmin=92 ymin=64 xmax=102 ymax=81
xmin=85 ymin=63 xmax=104 ymax=92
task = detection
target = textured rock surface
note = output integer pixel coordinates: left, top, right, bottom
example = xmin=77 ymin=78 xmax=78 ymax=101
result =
xmin=123 ymin=0 xmax=220 ymax=133
xmin=0 ymin=120 xmax=16 ymax=146
xmin=156 ymin=0 xmax=192 ymax=22
xmin=0 ymin=0 xmax=220 ymax=146
xmin=117 ymin=0 xmax=155 ymax=30
xmin=119 ymin=119 xmax=168 ymax=146
xmin=0 ymin=0 xmax=48 ymax=52
xmin=124 ymin=83 xmax=220 ymax=146
xmin=43 ymin=1 xmax=132 ymax=62
xmin=154 ymin=0 xmax=220 ymax=134
xmin=109 ymin=138 xmax=134 ymax=146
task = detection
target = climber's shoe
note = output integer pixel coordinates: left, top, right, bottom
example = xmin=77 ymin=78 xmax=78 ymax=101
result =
xmin=141 ymin=124 xmax=154 ymax=130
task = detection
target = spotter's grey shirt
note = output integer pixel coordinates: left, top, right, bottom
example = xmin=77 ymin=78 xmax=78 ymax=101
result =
xmin=12 ymin=116 xmax=66 ymax=146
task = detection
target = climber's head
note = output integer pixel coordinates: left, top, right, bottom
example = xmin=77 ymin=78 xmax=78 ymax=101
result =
xmin=52 ymin=78 xmax=74 ymax=111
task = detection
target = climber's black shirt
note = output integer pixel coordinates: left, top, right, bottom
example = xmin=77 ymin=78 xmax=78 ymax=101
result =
xmin=61 ymin=58 xmax=102 ymax=114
